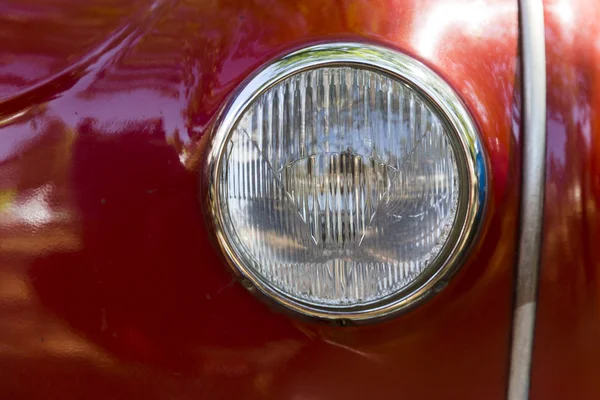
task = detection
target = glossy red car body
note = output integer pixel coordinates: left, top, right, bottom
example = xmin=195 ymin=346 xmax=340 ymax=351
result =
xmin=530 ymin=1 xmax=600 ymax=399
xmin=0 ymin=0 xmax=593 ymax=399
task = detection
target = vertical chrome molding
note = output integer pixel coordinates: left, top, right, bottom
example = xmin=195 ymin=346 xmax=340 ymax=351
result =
xmin=508 ymin=0 xmax=547 ymax=399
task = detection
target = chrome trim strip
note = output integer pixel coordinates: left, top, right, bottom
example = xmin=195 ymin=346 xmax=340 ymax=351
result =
xmin=205 ymin=43 xmax=488 ymax=322
xmin=508 ymin=0 xmax=547 ymax=398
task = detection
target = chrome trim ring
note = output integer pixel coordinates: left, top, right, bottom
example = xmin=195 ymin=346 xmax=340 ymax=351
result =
xmin=205 ymin=42 xmax=488 ymax=322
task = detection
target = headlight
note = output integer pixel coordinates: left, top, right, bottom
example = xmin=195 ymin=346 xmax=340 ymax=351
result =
xmin=206 ymin=43 xmax=487 ymax=322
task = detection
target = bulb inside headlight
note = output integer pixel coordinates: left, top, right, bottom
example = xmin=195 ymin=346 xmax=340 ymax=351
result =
xmin=207 ymin=44 xmax=486 ymax=321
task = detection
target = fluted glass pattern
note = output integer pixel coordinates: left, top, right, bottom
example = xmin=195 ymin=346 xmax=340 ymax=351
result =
xmin=219 ymin=67 xmax=459 ymax=306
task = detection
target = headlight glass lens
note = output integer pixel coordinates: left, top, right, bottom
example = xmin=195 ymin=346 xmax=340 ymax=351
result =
xmin=217 ymin=66 xmax=458 ymax=307
xmin=208 ymin=43 xmax=487 ymax=320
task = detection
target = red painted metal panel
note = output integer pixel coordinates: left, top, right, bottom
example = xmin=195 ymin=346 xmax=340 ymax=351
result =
xmin=0 ymin=1 xmax=519 ymax=398
xmin=531 ymin=1 xmax=600 ymax=398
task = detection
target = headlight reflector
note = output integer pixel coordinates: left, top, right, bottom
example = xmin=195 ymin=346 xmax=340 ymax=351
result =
xmin=207 ymin=43 xmax=486 ymax=321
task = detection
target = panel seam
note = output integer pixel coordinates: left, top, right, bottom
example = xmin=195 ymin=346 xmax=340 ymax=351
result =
xmin=507 ymin=0 xmax=547 ymax=398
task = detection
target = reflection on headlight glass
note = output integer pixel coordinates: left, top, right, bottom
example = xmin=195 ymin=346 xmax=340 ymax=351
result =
xmin=219 ymin=67 xmax=458 ymax=307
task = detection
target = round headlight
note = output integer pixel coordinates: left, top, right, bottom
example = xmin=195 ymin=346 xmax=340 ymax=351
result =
xmin=206 ymin=43 xmax=486 ymax=321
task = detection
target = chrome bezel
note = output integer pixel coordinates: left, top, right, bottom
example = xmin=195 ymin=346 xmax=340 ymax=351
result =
xmin=204 ymin=42 xmax=488 ymax=322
